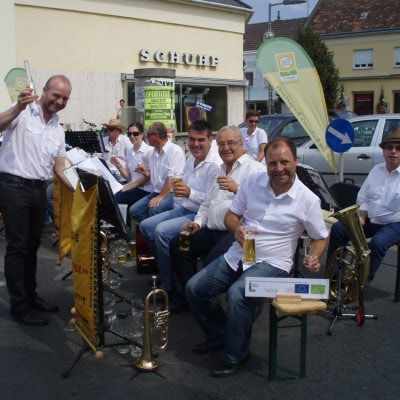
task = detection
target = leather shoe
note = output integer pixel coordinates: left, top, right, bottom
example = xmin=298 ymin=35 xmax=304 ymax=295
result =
xmin=192 ymin=341 xmax=223 ymax=354
xmin=29 ymin=297 xmax=59 ymax=313
xmin=210 ymin=353 xmax=250 ymax=378
xmin=10 ymin=307 xmax=48 ymax=326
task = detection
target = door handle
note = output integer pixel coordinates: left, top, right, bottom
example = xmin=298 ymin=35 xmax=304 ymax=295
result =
xmin=357 ymin=154 xmax=370 ymax=160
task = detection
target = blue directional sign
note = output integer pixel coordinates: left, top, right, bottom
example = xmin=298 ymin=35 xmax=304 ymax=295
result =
xmin=325 ymin=118 xmax=355 ymax=153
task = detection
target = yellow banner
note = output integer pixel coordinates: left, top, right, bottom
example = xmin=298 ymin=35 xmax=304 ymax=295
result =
xmin=71 ymin=183 xmax=98 ymax=345
xmin=53 ymin=176 xmax=73 ymax=260
xmin=256 ymin=38 xmax=336 ymax=173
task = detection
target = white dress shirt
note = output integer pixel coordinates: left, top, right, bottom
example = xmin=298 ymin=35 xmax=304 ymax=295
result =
xmin=0 ymin=103 xmax=66 ymax=180
xmin=145 ymin=140 xmax=185 ymax=193
xmin=224 ymin=172 xmax=328 ymax=273
xmin=240 ymin=126 xmax=268 ymax=159
xmin=358 ymin=163 xmax=400 ymax=225
xmin=174 ymin=150 xmax=220 ymax=212
xmin=103 ymin=134 xmax=132 ymax=174
xmin=125 ymin=141 xmax=153 ymax=191
xmin=194 ymin=154 xmax=265 ymax=230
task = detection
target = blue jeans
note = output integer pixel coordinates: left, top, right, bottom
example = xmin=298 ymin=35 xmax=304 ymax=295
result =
xmin=327 ymin=220 xmax=400 ymax=281
xmin=186 ymin=255 xmax=289 ymax=364
xmin=129 ymin=192 xmax=174 ymax=222
xmin=140 ymin=207 xmax=196 ymax=291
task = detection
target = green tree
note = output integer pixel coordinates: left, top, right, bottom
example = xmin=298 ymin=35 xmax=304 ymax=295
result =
xmin=296 ymin=26 xmax=339 ymax=109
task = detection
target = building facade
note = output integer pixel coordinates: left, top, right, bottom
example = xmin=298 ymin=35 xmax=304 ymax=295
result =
xmin=307 ymin=0 xmax=400 ymax=115
xmin=0 ymin=0 xmax=252 ymax=133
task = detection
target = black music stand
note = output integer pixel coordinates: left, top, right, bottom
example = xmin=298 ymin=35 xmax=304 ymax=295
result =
xmin=65 ymin=130 xmax=107 ymax=154
xmin=62 ymin=171 xmax=141 ymax=378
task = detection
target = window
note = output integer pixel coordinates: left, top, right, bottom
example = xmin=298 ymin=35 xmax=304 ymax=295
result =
xmin=382 ymin=119 xmax=400 ymax=140
xmin=350 ymin=120 xmax=378 ymax=147
xmin=245 ymin=72 xmax=254 ymax=87
xmin=395 ymin=47 xmax=400 ymax=67
xmin=353 ymin=49 xmax=373 ymax=69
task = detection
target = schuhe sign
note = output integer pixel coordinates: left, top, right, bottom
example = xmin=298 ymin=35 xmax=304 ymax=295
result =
xmin=139 ymin=49 xmax=219 ymax=67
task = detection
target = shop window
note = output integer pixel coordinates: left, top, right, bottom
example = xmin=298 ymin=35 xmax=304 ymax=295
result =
xmin=395 ymin=47 xmax=400 ymax=67
xmin=353 ymin=49 xmax=373 ymax=69
xmin=353 ymin=93 xmax=373 ymax=115
xmin=245 ymin=72 xmax=254 ymax=87
xmin=175 ymin=85 xmax=227 ymax=133
xmin=126 ymin=82 xmax=136 ymax=107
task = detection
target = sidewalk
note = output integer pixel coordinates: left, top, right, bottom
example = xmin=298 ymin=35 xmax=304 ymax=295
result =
xmin=0 ymin=228 xmax=399 ymax=400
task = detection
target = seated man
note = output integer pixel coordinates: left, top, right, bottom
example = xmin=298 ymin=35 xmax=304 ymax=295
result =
xmin=169 ymin=125 xmax=265 ymax=307
xmin=139 ymin=120 xmax=220 ymax=293
xmin=129 ymin=122 xmax=185 ymax=221
xmin=102 ymin=119 xmax=132 ymax=183
xmin=327 ymin=128 xmax=400 ymax=282
xmin=186 ymin=137 xmax=328 ymax=377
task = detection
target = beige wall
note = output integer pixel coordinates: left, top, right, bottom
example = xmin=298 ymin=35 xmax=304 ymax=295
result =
xmin=325 ymin=32 xmax=400 ymax=112
xmin=2 ymin=1 xmax=248 ymax=126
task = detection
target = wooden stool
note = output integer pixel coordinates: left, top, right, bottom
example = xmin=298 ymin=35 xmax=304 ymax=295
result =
xmin=268 ymin=295 xmax=327 ymax=381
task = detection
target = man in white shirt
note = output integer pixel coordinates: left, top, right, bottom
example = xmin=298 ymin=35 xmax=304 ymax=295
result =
xmin=0 ymin=76 xmax=72 ymax=326
xmin=186 ymin=137 xmax=328 ymax=377
xmin=327 ymin=128 xmax=400 ymax=282
xmin=139 ymin=120 xmax=220 ymax=293
xmin=129 ymin=122 xmax=185 ymax=221
xmin=169 ymin=125 xmax=265 ymax=310
xmin=239 ymin=110 xmax=268 ymax=162
xmin=102 ymin=118 xmax=131 ymax=183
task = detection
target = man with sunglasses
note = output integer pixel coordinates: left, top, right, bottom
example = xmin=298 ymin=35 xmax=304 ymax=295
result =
xmin=327 ymin=127 xmax=400 ymax=282
xmin=102 ymin=118 xmax=131 ymax=183
xmin=239 ymin=110 xmax=268 ymax=162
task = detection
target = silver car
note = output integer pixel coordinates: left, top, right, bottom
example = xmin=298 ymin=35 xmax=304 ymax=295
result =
xmin=297 ymin=114 xmax=400 ymax=186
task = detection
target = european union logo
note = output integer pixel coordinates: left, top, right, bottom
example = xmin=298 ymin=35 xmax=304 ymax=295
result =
xmin=295 ymin=284 xmax=309 ymax=294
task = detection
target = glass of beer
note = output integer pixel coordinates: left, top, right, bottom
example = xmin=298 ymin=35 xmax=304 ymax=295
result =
xmin=180 ymin=223 xmax=191 ymax=252
xmin=170 ymin=174 xmax=183 ymax=196
xmin=243 ymin=228 xmax=256 ymax=264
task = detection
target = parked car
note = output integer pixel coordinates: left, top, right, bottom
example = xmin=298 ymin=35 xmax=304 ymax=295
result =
xmin=327 ymin=109 xmax=358 ymax=120
xmin=297 ymin=114 xmax=400 ymax=186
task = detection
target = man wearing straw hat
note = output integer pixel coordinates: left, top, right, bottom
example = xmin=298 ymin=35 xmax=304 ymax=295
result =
xmin=327 ymin=127 xmax=400 ymax=282
xmin=102 ymin=118 xmax=131 ymax=183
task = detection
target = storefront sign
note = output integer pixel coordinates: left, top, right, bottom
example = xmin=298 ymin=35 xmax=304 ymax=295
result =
xmin=139 ymin=49 xmax=219 ymax=67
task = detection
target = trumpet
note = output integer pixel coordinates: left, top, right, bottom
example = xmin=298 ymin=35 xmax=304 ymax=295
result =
xmin=135 ymin=276 xmax=170 ymax=372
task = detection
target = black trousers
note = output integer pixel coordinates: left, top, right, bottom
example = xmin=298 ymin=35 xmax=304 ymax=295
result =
xmin=169 ymin=227 xmax=235 ymax=297
xmin=0 ymin=173 xmax=46 ymax=309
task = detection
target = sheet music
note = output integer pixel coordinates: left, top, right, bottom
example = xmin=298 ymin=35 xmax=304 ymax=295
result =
xmin=66 ymin=147 xmax=89 ymax=165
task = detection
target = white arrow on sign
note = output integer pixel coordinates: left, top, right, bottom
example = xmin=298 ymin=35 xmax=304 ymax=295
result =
xmin=327 ymin=126 xmax=352 ymax=144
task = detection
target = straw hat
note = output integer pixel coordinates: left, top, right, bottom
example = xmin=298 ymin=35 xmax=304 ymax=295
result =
xmin=102 ymin=119 xmax=126 ymax=132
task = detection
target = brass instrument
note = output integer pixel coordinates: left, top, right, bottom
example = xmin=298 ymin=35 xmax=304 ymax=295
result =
xmin=325 ymin=204 xmax=370 ymax=304
xmin=100 ymin=230 xmax=110 ymax=282
xmin=135 ymin=276 xmax=170 ymax=372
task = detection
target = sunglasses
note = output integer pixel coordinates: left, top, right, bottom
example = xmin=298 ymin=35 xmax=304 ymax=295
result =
xmin=383 ymin=144 xmax=400 ymax=151
xmin=128 ymin=131 xmax=141 ymax=137
xmin=248 ymin=119 xmax=259 ymax=124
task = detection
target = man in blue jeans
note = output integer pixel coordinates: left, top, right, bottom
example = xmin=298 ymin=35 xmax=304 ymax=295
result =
xmin=139 ymin=120 xmax=220 ymax=293
xmin=327 ymin=127 xmax=400 ymax=282
xmin=186 ymin=137 xmax=328 ymax=377
xmin=129 ymin=122 xmax=185 ymax=221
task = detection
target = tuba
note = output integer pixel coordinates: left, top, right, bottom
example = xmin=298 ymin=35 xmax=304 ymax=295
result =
xmin=325 ymin=204 xmax=370 ymax=304
xmin=135 ymin=276 xmax=170 ymax=372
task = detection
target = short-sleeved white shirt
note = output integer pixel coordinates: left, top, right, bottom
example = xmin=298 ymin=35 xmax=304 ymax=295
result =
xmin=224 ymin=172 xmax=328 ymax=273
xmin=0 ymin=104 xmax=66 ymax=180
xmin=239 ymin=126 xmax=268 ymax=159
xmin=103 ymin=134 xmax=132 ymax=174
xmin=357 ymin=162 xmax=400 ymax=224
xmin=146 ymin=140 xmax=185 ymax=193
xmin=125 ymin=141 xmax=153 ymax=191
xmin=174 ymin=150 xmax=220 ymax=212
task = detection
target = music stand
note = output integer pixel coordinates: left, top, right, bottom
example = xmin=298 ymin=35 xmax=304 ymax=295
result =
xmin=65 ymin=130 xmax=107 ymax=154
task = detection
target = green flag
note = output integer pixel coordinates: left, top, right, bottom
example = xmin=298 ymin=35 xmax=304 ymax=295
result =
xmin=3 ymin=67 xmax=28 ymax=103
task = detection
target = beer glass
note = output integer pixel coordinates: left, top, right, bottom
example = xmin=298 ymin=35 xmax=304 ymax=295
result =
xmin=179 ymin=223 xmax=191 ymax=252
xmin=243 ymin=228 xmax=256 ymax=264
xmin=304 ymin=241 xmax=317 ymax=270
xmin=170 ymin=173 xmax=183 ymax=197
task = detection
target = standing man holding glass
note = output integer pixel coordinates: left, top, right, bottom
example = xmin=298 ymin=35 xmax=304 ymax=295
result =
xmin=185 ymin=137 xmax=328 ymax=377
xmin=0 ymin=75 xmax=73 ymax=326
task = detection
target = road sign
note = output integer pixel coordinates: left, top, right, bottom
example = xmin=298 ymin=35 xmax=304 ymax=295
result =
xmin=195 ymin=100 xmax=212 ymax=112
xmin=325 ymin=118 xmax=355 ymax=153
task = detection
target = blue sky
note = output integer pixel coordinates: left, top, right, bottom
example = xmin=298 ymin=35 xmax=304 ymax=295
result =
xmin=244 ymin=0 xmax=318 ymax=23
